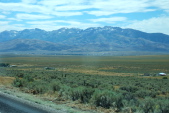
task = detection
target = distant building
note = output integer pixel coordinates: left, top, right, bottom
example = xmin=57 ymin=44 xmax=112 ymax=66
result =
xmin=158 ymin=73 xmax=167 ymax=76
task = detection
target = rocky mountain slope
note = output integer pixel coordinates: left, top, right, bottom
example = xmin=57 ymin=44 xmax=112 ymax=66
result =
xmin=0 ymin=26 xmax=169 ymax=54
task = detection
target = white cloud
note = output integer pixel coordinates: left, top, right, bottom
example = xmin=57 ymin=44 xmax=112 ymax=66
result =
xmin=27 ymin=20 xmax=69 ymax=26
xmin=0 ymin=22 xmax=26 ymax=32
xmin=0 ymin=0 xmax=169 ymax=33
xmin=27 ymin=20 xmax=56 ymax=25
xmin=52 ymin=11 xmax=83 ymax=16
xmin=68 ymin=22 xmax=100 ymax=29
xmin=86 ymin=0 xmax=156 ymax=16
xmin=38 ymin=0 xmax=72 ymax=6
xmin=86 ymin=11 xmax=114 ymax=16
xmin=0 ymin=15 xmax=6 ymax=19
xmin=0 ymin=0 xmax=158 ymax=16
xmin=54 ymin=5 xmax=91 ymax=11
xmin=16 ymin=13 xmax=53 ymax=20
xmin=0 ymin=2 xmax=49 ymax=14
xmin=0 ymin=21 xmax=9 ymax=25
xmin=125 ymin=16 xmax=169 ymax=35
xmin=152 ymin=0 xmax=169 ymax=13
xmin=43 ymin=0 xmax=157 ymax=16
xmin=0 ymin=0 xmax=168 ymax=17
xmin=90 ymin=17 xmax=127 ymax=23
xmin=38 ymin=0 xmax=86 ymax=6
xmin=27 ymin=20 xmax=101 ymax=30
xmin=29 ymin=24 xmax=65 ymax=31
xmin=26 ymin=20 xmax=68 ymax=31
xmin=0 ymin=2 xmax=84 ymax=17
xmin=21 ymin=0 xmax=37 ymax=4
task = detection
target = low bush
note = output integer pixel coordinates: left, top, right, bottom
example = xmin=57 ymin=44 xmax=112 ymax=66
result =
xmin=91 ymin=89 xmax=123 ymax=109
xmin=49 ymin=81 xmax=61 ymax=92
xmin=135 ymin=89 xmax=157 ymax=98
xmin=120 ymin=86 xmax=138 ymax=93
xmin=162 ymin=77 xmax=168 ymax=79
xmin=70 ymin=86 xmax=94 ymax=103
xmin=12 ymin=77 xmax=23 ymax=87
xmin=0 ymin=63 xmax=10 ymax=67
xmin=10 ymin=69 xmax=169 ymax=112
xmin=156 ymin=99 xmax=169 ymax=113
xmin=139 ymin=97 xmax=155 ymax=113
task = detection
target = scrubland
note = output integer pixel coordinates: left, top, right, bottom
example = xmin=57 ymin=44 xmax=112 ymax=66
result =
xmin=0 ymin=55 xmax=169 ymax=113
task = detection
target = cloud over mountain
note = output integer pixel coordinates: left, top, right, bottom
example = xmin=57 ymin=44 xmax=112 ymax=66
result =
xmin=0 ymin=0 xmax=169 ymax=35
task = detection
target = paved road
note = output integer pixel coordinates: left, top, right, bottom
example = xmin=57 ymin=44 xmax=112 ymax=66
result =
xmin=0 ymin=93 xmax=52 ymax=113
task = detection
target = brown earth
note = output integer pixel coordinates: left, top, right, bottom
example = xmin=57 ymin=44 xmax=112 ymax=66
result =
xmin=0 ymin=76 xmax=15 ymax=86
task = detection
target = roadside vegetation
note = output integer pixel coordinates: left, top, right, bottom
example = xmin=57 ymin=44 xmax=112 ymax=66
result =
xmin=0 ymin=63 xmax=10 ymax=67
xmin=1 ymin=55 xmax=169 ymax=112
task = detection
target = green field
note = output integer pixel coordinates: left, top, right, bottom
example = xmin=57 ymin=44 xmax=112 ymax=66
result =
xmin=1 ymin=55 xmax=169 ymax=74
xmin=0 ymin=55 xmax=169 ymax=112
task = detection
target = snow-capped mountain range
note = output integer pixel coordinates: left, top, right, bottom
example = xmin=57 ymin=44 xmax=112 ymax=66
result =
xmin=0 ymin=26 xmax=169 ymax=55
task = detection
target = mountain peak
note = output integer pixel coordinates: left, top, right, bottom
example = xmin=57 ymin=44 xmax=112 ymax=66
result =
xmin=0 ymin=26 xmax=169 ymax=55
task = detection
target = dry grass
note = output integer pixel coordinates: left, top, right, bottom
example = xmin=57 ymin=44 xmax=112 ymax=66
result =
xmin=0 ymin=76 xmax=15 ymax=86
xmin=60 ymin=68 xmax=135 ymax=76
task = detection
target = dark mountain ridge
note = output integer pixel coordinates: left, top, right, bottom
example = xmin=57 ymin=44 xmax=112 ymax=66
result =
xmin=1 ymin=26 xmax=169 ymax=43
xmin=0 ymin=39 xmax=72 ymax=52
xmin=0 ymin=26 xmax=169 ymax=55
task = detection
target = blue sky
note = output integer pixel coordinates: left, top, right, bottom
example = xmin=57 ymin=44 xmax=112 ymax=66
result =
xmin=0 ymin=0 xmax=169 ymax=35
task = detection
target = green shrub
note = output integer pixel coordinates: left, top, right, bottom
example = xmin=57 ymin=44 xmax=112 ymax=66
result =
xmin=16 ymin=73 xmax=24 ymax=78
xmin=28 ymin=81 xmax=48 ymax=94
xmin=70 ymin=86 xmax=94 ymax=103
xmin=135 ymin=89 xmax=157 ymax=98
xmin=32 ymin=84 xmax=46 ymax=94
xmin=139 ymin=97 xmax=155 ymax=113
xmin=12 ymin=78 xmax=23 ymax=87
xmin=59 ymin=85 xmax=72 ymax=99
xmin=91 ymin=89 xmax=123 ymax=109
xmin=120 ymin=86 xmax=138 ymax=93
xmin=10 ymin=68 xmax=169 ymax=111
xmin=162 ymin=77 xmax=168 ymax=79
xmin=0 ymin=63 xmax=10 ymax=67
xmin=50 ymin=81 xmax=61 ymax=92
xmin=24 ymin=75 xmax=34 ymax=82
xmin=156 ymin=99 xmax=169 ymax=113
xmin=121 ymin=91 xmax=135 ymax=101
